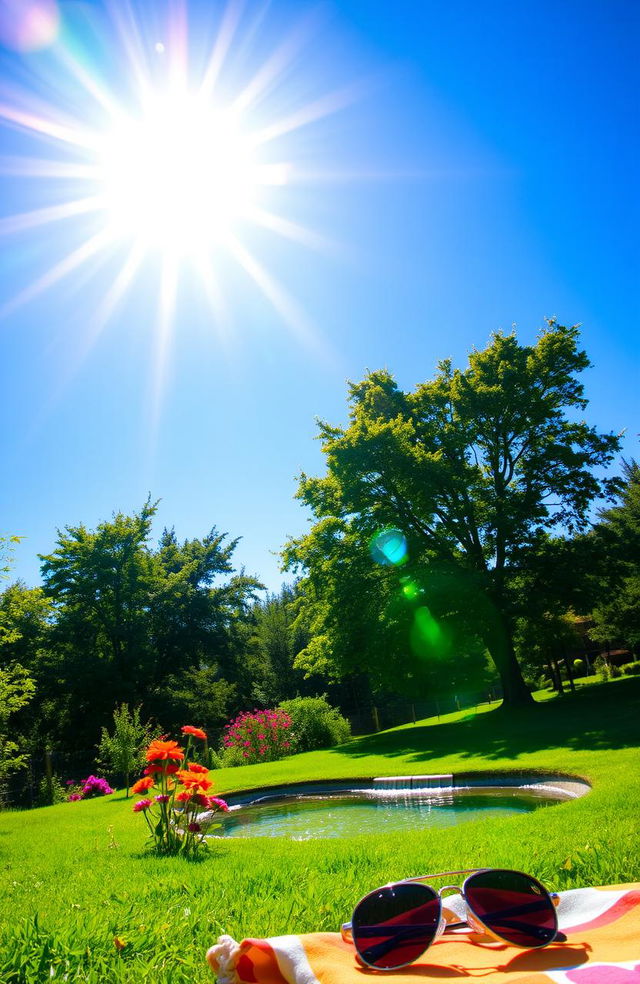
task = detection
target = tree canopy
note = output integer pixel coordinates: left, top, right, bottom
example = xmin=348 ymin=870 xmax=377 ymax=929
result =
xmin=285 ymin=321 xmax=620 ymax=706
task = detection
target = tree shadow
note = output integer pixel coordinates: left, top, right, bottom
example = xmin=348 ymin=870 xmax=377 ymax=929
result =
xmin=334 ymin=678 xmax=640 ymax=764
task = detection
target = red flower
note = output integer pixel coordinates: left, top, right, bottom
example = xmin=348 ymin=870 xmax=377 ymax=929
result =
xmin=181 ymin=726 xmax=208 ymax=740
xmin=145 ymin=739 xmax=184 ymax=763
xmin=176 ymin=790 xmax=192 ymax=803
xmin=131 ymin=776 xmax=154 ymax=794
xmin=176 ymin=769 xmax=213 ymax=792
xmin=187 ymin=762 xmax=209 ymax=774
xmin=144 ymin=763 xmax=180 ymax=775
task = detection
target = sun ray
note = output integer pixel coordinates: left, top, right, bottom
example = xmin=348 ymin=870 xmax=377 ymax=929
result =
xmin=193 ymin=252 xmax=233 ymax=351
xmin=251 ymin=81 xmax=365 ymax=146
xmin=0 ymin=94 xmax=102 ymax=152
xmin=0 ymin=197 xmax=104 ymax=237
xmin=0 ymin=155 xmax=101 ymax=180
xmin=198 ymin=0 xmax=244 ymax=99
xmin=150 ymin=252 xmax=179 ymax=430
xmin=92 ymin=239 xmax=146 ymax=329
xmin=247 ymin=205 xmax=339 ymax=254
xmin=53 ymin=49 xmax=124 ymax=122
xmin=231 ymin=12 xmax=317 ymax=114
xmin=0 ymin=227 xmax=114 ymax=320
xmin=226 ymin=234 xmax=318 ymax=348
xmin=105 ymin=0 xmax=154 ymax=105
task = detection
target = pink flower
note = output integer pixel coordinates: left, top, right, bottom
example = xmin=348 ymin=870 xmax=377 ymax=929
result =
xmin=154 ymin=794 xmax=170 ymax=803
xmin=208 ymin=796 xmax=229 ymax=812
xmin=68 ymin=793 xmax=82 ymax=802
xmin=133 ymin=799 xmax=153 ymax=812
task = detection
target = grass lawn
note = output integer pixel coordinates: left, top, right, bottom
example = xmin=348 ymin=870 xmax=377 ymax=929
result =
xmin=1 ymin=677 xmax=638 ymax=983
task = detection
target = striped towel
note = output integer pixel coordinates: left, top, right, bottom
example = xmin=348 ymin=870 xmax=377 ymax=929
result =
xmin=207 ymin=883 xmax=640 ymax=983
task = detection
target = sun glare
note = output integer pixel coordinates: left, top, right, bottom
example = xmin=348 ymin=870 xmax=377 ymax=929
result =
xmin=0 ymin=0 xmax=361 ymax=382
xmin=99 ymin=94 xmax=263 ymax=253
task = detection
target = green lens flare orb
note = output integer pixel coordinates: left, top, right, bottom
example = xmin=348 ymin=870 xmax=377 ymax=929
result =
xmin=369 ymin=528 xmax=408 ymax=566
xmin=400 ymin=576 xmax=421 ymax=601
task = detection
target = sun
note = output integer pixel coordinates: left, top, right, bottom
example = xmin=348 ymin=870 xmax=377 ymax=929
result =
xmin=98 ymin=92 xmax=262 ymax=254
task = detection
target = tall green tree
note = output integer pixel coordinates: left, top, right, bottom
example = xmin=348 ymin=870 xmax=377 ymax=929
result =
xmin=39 ymin=502 xmax=262 ymax=749
xmin=590 ymin=460 xmax=640 ymax=653
xmin=286 ymin=322 xmax=620 ymax=707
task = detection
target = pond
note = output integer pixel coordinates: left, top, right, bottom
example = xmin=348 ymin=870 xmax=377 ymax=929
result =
xmin=207 ymin=774 xmax=589 ymax=840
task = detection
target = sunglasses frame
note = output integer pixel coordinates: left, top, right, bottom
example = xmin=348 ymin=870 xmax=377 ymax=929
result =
xmin=341 ymin=867 xmax=560 ymax=970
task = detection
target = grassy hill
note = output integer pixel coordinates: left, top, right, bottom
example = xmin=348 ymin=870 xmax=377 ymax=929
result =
xmin=1 ymin=677 xmax=638 ymax=983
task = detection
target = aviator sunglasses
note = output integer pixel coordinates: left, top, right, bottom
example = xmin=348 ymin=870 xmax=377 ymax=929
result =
xmin=341 ymin=867 xmax=560 ymax=970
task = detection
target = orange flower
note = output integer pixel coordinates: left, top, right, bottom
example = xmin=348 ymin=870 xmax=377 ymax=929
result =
xmin=187 ymin=762 xmax=209 ymax=774
xmin=176 ymin=769 xmax=213 ymax=792
xmin=131 ymin=776 xmax=154 ymax=794
xmin=181 ymin=725 xmax=208 ymax=740
xmin=145 ymin=739 xmax=184 ymax=763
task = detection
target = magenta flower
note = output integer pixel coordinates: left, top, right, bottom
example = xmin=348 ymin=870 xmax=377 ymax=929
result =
xmin=133 ymin=798 xmax=153 ymax=812
xmin=154 ymin=794 xmax=170 ymax=803
xmin=209 ymin=796 xmax=229 ymax=812
xmin=188 ymin=822 xmax=201 ymax=833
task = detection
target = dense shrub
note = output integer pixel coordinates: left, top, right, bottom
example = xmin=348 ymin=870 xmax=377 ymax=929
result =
xmin=222 ymin=709 xmax=293 ymax=764
xmin=623 ymin=661 xmax=640 ymax=676
xmin=279 ymin=695 xmax=351 ymax=753
xmin=594 ymin=655 xmax=610 ymax=682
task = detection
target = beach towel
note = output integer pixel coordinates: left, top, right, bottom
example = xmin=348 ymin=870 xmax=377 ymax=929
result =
xmin=207 ymin=882 xmax=640 ymax=983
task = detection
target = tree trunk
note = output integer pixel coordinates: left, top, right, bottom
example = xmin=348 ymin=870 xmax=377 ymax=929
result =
xmin=488 ymin=635 xmax=534 ymax=707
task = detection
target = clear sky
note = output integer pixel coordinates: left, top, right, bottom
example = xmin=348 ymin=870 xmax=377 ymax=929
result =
xmin=1 ymin=0 xmax=638 ymax=593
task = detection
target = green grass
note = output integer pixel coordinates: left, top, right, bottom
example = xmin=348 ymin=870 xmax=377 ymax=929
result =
xmin=1 ymin=677 xmax=638 ymax=984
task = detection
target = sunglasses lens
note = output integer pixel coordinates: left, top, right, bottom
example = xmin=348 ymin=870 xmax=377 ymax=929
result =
xmin=352 ymin=883 xmax=440 ymax=969
xmin=465 ymin=869 xmax=557 ymax=948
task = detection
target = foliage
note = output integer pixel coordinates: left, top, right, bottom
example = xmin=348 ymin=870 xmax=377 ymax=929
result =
xmin=593 ymin=655 xmax=610 ymax=682
xmin=131 ymin=726 xmax=227 ymax=858
xmin=0 ymin=662 xmax=36 ymax=805
xmin=278 ymin=695 xmax=351 ymax=752
xmin=35 ymin=774 xmax=67 ymax=807
xmin=285 ymin=321 xmax=620 ymax=707
xmin=248 ymin=585 xmax=313 ymax=703
xmin=589 ymin=461 xmax=640 ymax=651
xmin=0 ymin=534 xmax=22 ymax=581
xmin=34 ymin=501 xmax=262 ymax=752
xmin=222 ymin=708 xmax=293 ymax=764
xmin=97 ymin=704 xmax=155 ymax=797
xmin=623 ymin=662 xmax=640 ymax=676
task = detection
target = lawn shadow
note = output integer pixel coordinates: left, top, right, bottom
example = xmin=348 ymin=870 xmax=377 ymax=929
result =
xmin=333 ymin=677 xmax=640 ymax=764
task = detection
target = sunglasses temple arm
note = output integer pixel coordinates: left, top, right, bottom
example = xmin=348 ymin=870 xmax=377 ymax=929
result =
xmin=341 ymin=922 xmax=353 ymax=944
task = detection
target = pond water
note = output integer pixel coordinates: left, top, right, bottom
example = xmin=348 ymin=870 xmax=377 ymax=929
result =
xmin=213 ymin=787 xmax=559 ymax=840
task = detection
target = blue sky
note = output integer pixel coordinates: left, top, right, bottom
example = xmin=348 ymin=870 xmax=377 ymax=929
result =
xmin=1 ymin=0 xmax=638 ymax=593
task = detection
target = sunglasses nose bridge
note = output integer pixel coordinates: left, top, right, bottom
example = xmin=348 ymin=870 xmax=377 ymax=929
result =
xmin=438 ymin=884 xmax=463 ymax=898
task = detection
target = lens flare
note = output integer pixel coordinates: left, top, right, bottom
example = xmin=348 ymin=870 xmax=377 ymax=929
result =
xmin=400 ymin=576 xmax=421 ymax=601
xmin=369 ymin=528 xmax=408 ymax=567
xmin=0 ymin=0 xmax=59 ymax=51
xmin=410 ymin=605 xmax=450 ymax=659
